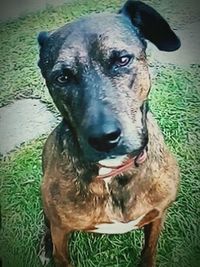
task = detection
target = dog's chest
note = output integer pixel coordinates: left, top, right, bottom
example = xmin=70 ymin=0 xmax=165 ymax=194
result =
xmin=89 ymin=178 xmax=147 ymax=234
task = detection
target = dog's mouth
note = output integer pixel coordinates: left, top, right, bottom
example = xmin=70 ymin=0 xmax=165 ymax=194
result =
xmin=96 ymin=148 xmax=147 ymax=179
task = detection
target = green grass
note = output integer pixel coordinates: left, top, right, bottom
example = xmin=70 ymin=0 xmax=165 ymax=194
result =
xmin=0 ymin=0 xmax=200 ymax=266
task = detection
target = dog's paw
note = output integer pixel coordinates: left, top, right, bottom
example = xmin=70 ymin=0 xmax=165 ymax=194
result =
xmin=38 ymin=230 xmax=53 ymax=266
xmin=38 ymin=248 xmax=51 ymax=266
xmin=137 ymin=260 xmax=155 ymax=267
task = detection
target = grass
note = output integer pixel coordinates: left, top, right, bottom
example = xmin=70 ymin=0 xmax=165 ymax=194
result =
xmin=0 ymin=0 xmax=200 ymax=267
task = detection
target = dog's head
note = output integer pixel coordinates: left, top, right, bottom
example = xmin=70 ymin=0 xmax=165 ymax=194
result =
xmin=38 ymin=1 xmax=180 ymax=168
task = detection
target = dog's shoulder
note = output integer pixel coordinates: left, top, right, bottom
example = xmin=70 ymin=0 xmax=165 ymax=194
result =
xmin=147 ymin=112 xmax=180 ymax=186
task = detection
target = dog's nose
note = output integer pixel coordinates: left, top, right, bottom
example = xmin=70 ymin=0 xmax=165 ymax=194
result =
xmin=88 ymin=124 xmax=121 ymax=152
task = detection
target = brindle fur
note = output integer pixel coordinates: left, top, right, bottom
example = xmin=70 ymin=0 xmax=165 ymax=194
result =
xmin=38 ymin=1 xmax=180 ymax=266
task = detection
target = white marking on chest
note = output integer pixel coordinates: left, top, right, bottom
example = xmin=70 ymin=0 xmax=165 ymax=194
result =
xmin=91 ymin=213 xmax=145 ymax=234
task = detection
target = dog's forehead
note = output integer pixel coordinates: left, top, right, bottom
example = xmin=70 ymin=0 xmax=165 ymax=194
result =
xmin=54 ymin=13 xmax=144 ymax=59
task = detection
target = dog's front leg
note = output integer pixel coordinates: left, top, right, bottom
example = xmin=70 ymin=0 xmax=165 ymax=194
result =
xmin=51 ymin=224 xmax=73 ymax=267
xmin=138 ymin=215 xmax=165 ymax=267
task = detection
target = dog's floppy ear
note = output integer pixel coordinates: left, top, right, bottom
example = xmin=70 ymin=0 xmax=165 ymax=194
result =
xmin=119 ymin=0 xmax=181 ymax=51
xmin=37 ymin=31 xmax=50 ymax=71
xmin=38 ymin=31 xmax=49 ymax=47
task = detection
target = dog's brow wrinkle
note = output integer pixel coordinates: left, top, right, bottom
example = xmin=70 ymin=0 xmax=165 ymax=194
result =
xmin=52 ymin=61 xmax=73 ymax=71
xmin=60 ymin=42 xmax=88 ymax=56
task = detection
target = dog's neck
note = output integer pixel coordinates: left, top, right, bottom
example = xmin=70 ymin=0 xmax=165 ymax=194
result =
xmin=55 ymin=112 xmax=165 ymax=190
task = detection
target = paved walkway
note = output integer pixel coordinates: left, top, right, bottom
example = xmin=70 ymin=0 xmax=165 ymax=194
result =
xmin=0 ymin=99 xmax=57 ymax=155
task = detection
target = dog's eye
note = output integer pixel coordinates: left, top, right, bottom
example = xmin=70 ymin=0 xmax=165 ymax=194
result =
xmin=56 ymin=74 xmax=68 ymax=84
xmin=115 ymin=55 xmax=132 ymax=67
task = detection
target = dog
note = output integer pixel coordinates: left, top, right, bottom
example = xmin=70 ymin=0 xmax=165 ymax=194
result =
xmin=37 ymin=1 xmax=180 ymax=266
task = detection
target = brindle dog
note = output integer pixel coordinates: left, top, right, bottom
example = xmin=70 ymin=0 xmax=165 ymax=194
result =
xmin=38 ymin=1 xmax=180 ymax=266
